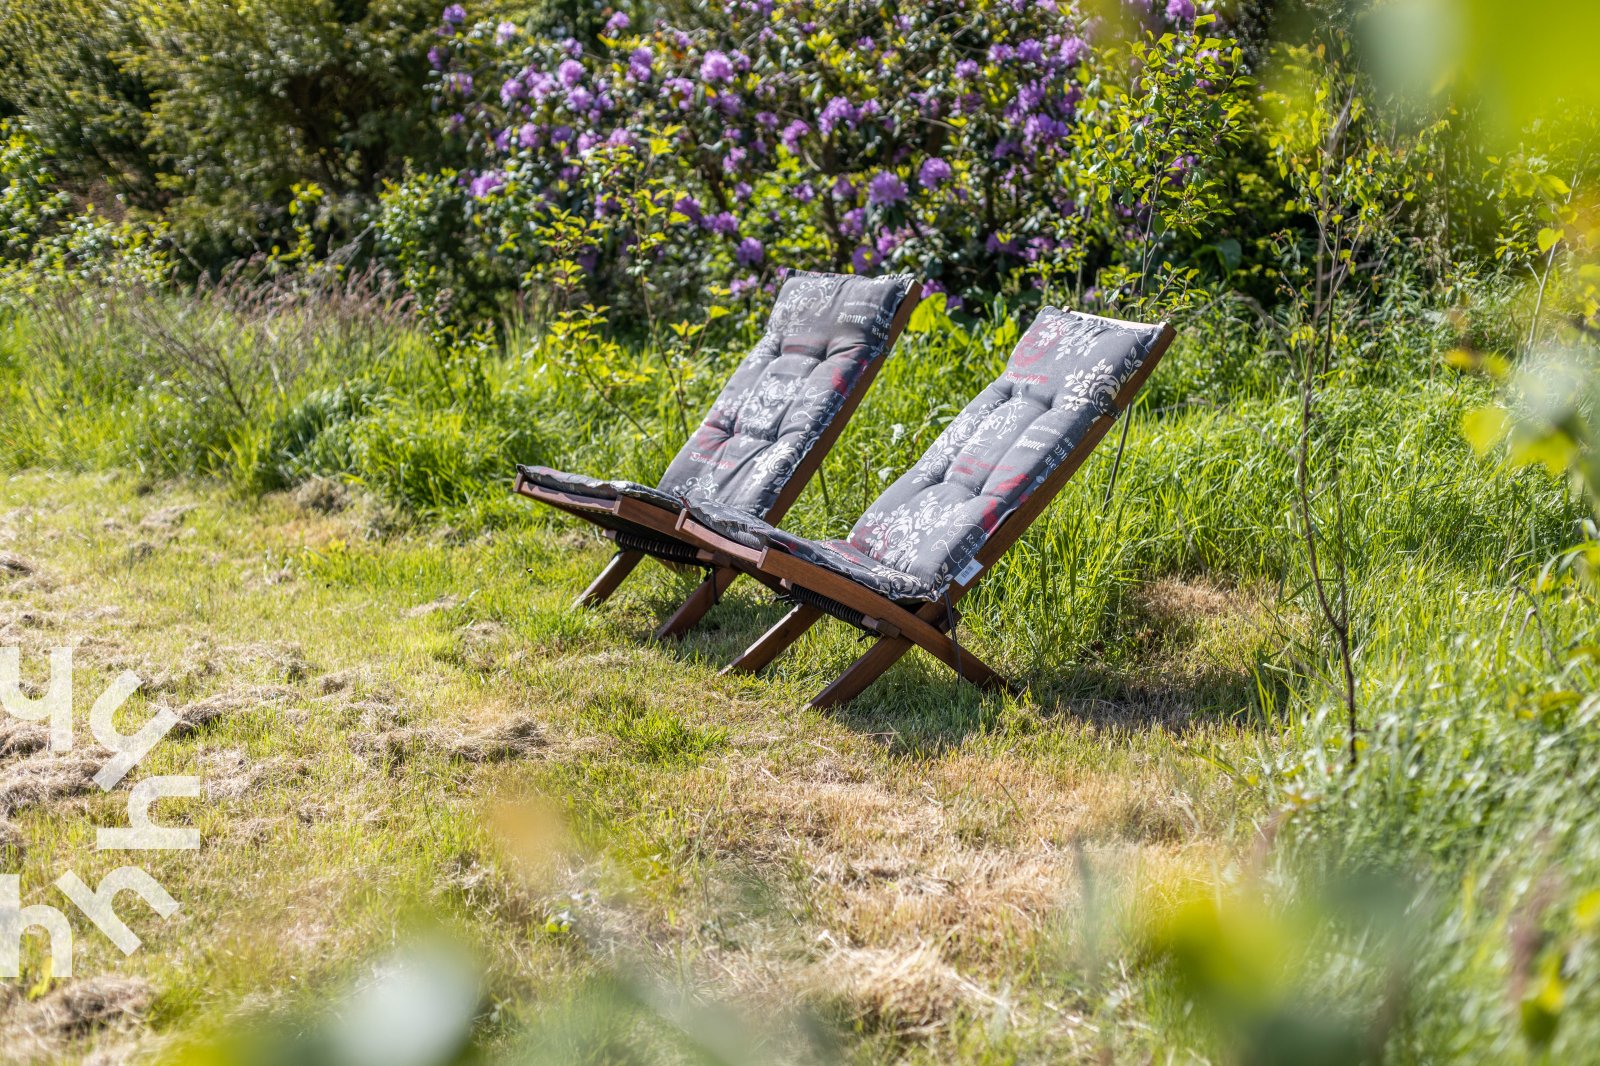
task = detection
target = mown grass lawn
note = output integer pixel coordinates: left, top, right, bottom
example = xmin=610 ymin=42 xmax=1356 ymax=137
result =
xmin=2 ymin=301 xmax=1597 ymax=1064
xmin=0 ymin=462 xmax=1274 ymax=1063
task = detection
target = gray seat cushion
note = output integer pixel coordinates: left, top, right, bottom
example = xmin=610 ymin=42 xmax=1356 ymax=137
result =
xmin=688 ymin=497 xmax=932 ymax=601
xmin=655 ymin=271 xmax=916 ymax=515
xmin=690 ymin=308 xmax=1165 ymax=603
xmin=515 ymin=466 xmax=682 ymax=512
xmin=521 ymin=271 xmax=916 ymax=532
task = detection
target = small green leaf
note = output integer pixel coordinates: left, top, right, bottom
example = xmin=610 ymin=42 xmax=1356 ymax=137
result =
xmin=1461 ymin=406 xmax=1510 ymax=454
xmin=1575 ymin=889 xmax=1600 ymax=932
xmin=1520 ymin=959 xmax=1565 ymax=1050
xmin=907 ymin=292 xmax=947 ymax=333
xmin=1509 ymin=429 xmax=1578 ymax=477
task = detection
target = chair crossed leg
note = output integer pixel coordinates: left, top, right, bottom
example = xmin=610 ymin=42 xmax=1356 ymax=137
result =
xmin=577 ymin=546 xmax=744 ymax=645
xmin=574 ymin=549 xmax=645 ymax=608
xmin=721 ymin=560 xmax=1007 ymax=708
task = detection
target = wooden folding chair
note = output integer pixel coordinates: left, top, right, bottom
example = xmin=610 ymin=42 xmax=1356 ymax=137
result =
xmin=669 ymin=307 xmax=1176 ymax=706
xmin=513 ymin=272 xmax=921 ymax=640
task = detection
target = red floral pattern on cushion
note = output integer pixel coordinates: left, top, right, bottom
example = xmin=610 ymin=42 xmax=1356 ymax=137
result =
xmin=690 ymin=308 xmax=1164 ymax=603
xmin=656 ymin=271 xmax=916 ymax=514
xmin=519 ymin=272 xmax=915 ymax=535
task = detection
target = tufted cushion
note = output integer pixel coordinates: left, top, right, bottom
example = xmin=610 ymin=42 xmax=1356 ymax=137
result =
xmin=692 ymin=308 xmax=1165 ymax=602
xmin=515 ymin=465 xmax=683 ymax=512
xmin=520 ymin=272 xmax=915 ymax=538
xmin=688 ymin=497 xmax=931 ymax=600
xmin=655 ymin=271 xmax=916 ymax=515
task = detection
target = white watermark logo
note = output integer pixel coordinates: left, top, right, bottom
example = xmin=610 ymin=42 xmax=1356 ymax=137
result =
xmin=0 ymin=646 xmax=195 ymax=977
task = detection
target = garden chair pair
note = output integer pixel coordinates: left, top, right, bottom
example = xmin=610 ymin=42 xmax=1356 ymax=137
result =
xmin=514 ymin=271 xmax=1174 ymax=707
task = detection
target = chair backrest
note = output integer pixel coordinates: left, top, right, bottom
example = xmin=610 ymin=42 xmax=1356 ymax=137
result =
xmin=839 ymin=307 xmax=1168 ymax=597
xmin=657 ymin=271 xmax=917 ymax=518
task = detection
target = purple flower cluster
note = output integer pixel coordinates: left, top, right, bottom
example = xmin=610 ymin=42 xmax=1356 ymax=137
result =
xmin=817 ymin=96 xmax=857 ymax=137
xmin=628 ymin=47 xmax=653 ymax=82
xmin=426 ymin=0 xmax=1221 ymax=301
xmin=700 ymin=50 xmax=735 ymax=83
xmin=867 ymin=172 xmax=907 ymax=207
xmin=469 ymin=170 xmax=505 ymax=198
xmin=780 ymin=120 xmax=810 ymax=151
xmin=918 ymin=157 xmax=952 ymax=189
xmin=735 ymin=237 xmax=764 ymax=265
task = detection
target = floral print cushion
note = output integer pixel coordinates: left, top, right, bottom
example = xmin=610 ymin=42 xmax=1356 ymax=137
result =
xmin=686 ymin=498 xmax=931 ymax=601
xmin=655 ymin=271 xmax=916 ymax=516
xmin=680 ymin=497 xmax=775 ymax=549
xmin=841 ymin=307 xmax=1163 ymax=598
xmin=693 ymin=308 xmax=1164 ymax=604
xmin=515 ymin=465 xmax=683 ymax=512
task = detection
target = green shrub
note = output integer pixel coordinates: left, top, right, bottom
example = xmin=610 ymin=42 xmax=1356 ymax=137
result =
xmin=0 ymin=0 xmax=457 ymax=273
xmin=342 ymin=404 xmax=514 ymax=514
xmin=125 ymin=0 xmax=449 ymax=267
xmin=0 ymin=121 xmax=72 ymax=265
xmin=0 ymin=0 xmax=161 ymax=212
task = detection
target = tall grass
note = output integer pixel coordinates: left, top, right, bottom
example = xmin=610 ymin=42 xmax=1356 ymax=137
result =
xmin=1 ymin=271 xmax=1596 ymax=1061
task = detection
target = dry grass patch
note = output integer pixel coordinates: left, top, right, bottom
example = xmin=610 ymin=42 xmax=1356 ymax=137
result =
xmin=674 ymin=758 xmax=1067 ymax=957
xmin=446 ymin=716 xmax=547 ymax=763
xmin=0 ymin=752 xmax=103 ymax=818
xmin=201 ymin=747 xmax=311 ymax=801
xmin=406 ymin=595 xmax=460 ymax=618
xmin=167 ymin=684 xmax=298 ymax=738
xmin=290 ymin=476 xmax=351 ymax=515
xmin=0 ymin=718 xmax=50 ymax=759
xmin=348 ymin=714 xmax=547 ymax=771
xmin=930 ymin=751 xmax=1200 ymax=847
xmin=221 ymin=641 xmax=314 ymax=683
xmin=644 ymin=727 xmax=1232 ymax=989
xmin=1131 ymin=576 xmax=1282 ymax=676
xmin=809 ymin=944 xmax=976 ymax=1038
xmin=138 ymin=504 xmax=196 ymax=532
xmin=0 ymin=976 xmax=152 ymax=1065
xmin=0 ymin=551 xmax=37 ymax=576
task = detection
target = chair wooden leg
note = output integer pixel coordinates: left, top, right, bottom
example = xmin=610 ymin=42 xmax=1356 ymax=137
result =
xmin=574 ymin=550 xmax=644 ymax=608
xmin=721 ymin=604 xmax=823 ymax=675
xmin=653 ymin=567 xmax=739 ymax=641
xmin=915 ymin=629 xmax=1004 ymax=690
xmin=810 ymin=633 xmax=915 ymax=708
xmin=810 ymin=602 xmax=1007 ymax=707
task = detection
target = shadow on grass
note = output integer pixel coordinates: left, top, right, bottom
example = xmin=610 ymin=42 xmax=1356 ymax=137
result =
xmin=574 ymin=564 xmax=1288 ymax=757
xmin=825 ymin=657 xmax=1277 ymax=758
xmin=776 ymin=573 xmax=1288 ymax=756
xmin=626 ymin=571 xmax=796 ymax=665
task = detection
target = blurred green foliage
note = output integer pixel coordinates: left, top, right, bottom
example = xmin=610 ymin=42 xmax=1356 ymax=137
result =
xmin=123 ymin=0 xmax=446 ymax=263
xmin=0 ymin=0 xmax=1581 ymax=319
xmin=0 ymin=3 xmax=1599 ymax=1061
xmin=0 ymin=0 xmax=451 ymax=270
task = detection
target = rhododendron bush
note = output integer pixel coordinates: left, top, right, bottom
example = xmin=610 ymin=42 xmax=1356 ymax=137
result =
xmin=384 ymin=0 xmax=1247 ymax=318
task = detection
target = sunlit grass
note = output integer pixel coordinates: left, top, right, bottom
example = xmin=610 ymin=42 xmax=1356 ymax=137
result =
xmin=1 ymin=292 xmax=1597 ymax=1062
